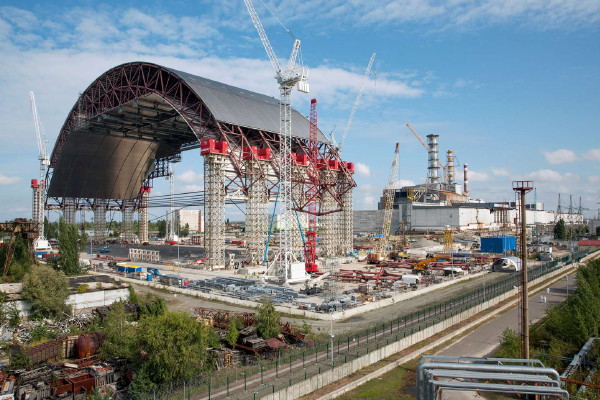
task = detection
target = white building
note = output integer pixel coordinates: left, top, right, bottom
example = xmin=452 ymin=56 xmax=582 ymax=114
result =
xmin=176 ymin=209 xmax=203 ymax=233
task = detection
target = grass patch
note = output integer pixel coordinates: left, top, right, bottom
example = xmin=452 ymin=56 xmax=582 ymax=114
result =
xmin=336 ymin=366 xmax=414 ymax=400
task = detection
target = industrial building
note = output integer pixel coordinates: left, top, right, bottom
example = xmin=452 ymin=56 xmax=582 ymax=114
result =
xmin=176 ymin=209 xmax=204 ymax=233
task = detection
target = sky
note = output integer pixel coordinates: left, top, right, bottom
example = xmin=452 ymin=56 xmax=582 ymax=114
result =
xmin=0 ymin=0 xmax=599 ymax=222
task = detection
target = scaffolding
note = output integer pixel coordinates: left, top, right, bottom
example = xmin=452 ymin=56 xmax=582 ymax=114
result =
xmin=63 ymin=197 xmax=76 ymax=225
xmin=340 ymin=185 xmax=353 ymax=256
xmin=246 ymin=161 xmax=269 ymax=266
xmin=31 ymin=182 xmax=44 ymax=237
xmin=204 ymin=153 xmax=227 ymax=269
xmin=122 ymin=199 xmax=136 ymax=243
xmin=320 ymin=170 xmax=337 ymax=258
xmin=93 ymin=200 xmax=107 ymax=243
xmin=139 ymin=189 xmax=149 ymax=243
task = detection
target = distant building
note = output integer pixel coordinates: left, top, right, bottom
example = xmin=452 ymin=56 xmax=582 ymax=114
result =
xmin=176 ymin=209 xmax=203 ymax=233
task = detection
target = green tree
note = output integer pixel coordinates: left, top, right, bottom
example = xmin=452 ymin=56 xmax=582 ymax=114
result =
xmin=554 ymin=219 xmax=567 ymax=240
xmin=57 ymin=219 xmax=80 ymax=275
xmin=99 ymin=302 xmax=136 ymax=359
xmin=136 ymin=311 xmax=213 ymax=384
xmin=22 ymin=264 xmax=71 ymax=319
xmin=180 ymin=223 xmax=190 ymax=237
xmin=0 ymin=235 xmax=32 ymax=281
xmin=44 ymin=217 xmax=59 ymax=239
xmin=138 ymin=295 xmax=167 ymax=318
xmin=256 ymin=301 xmax=281 ymax=339
xmin=225 ymin=317 xmax=242 ymax=347
xmin=157 ymin=220 xmax=167 ymax=238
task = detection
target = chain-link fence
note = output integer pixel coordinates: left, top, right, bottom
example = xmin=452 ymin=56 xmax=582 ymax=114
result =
xmin=142 ymin=249 xmax=592 ymax=400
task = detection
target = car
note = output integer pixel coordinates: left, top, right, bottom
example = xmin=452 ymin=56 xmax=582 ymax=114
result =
xmin=98 ymin=247 xmax=110 ymax=253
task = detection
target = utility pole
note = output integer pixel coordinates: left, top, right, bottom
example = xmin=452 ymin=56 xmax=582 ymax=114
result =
xmin=513 ymin=180 xmax=533 ymax=359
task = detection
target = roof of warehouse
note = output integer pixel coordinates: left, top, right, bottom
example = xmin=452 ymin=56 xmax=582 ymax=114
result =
xmin=165 ymin=66 xmax=328 ymax=143
xmin=578 ymin=240 xmax=600 ymax=246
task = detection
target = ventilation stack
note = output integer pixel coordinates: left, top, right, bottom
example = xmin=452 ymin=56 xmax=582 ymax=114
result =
xmin=446 ymin=150 xmax=455 ymax=188
xmin=463 ymin=163 xmax=469 ymax=197
xmin=426 ymin=134 xmax=440 ymax=185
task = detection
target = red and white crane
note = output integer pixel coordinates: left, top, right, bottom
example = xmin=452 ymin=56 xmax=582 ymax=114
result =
xmin=29 ymin=91 xmax=49 ymax=239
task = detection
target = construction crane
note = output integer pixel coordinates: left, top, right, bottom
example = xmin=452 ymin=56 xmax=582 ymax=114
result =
xmin=244 ymin=0 xmax=309 ymax=282
xmin=405 ymin=123 xmax=447 ymax=184
xmin=29 ymin=91 xmax=49 ymax=239
xmin=333 ymin=52 xmax=376 ymax=152
xmin=304 ymin=99 xmax=319 ymax=273
xmin=367 ymin=143 xmax=400 ymax=264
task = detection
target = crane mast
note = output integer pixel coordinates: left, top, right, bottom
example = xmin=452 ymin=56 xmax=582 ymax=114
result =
xmin=304 ymin=99 xmax=319 ymax=273
xmin=369 ymin=143 xmax=400 ymax=263
xmin=336 ymin=52 xmax=376 ymax=152
xmin=244 ymin=0 xmax=309 ymax=283
xmin=29 ymin=91 xmax=48 ymax=239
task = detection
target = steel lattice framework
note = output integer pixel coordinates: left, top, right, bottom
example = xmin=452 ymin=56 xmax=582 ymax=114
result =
xmin=46 ymin=62 xmax=356 ymax=264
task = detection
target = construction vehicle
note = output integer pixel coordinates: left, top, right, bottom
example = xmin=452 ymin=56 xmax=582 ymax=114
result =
xmin=412 ymin=256 xmax=439 ymax=272
xmin=367 ymin=143 xmax=400 ymax=264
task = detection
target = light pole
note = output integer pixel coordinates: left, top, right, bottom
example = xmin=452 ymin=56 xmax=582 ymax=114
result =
xmin=566 ymin=275 xmax=569 ymax=296
xmin=330 ymin=311 xmax=334 ymax=366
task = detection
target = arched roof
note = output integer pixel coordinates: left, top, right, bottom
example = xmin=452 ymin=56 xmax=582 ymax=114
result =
xmin=47 ymin=62 xmax=329 ymax=201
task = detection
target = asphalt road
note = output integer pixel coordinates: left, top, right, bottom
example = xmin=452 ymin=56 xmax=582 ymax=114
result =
xmin=437 ymin=271 xmax=576 ymax=358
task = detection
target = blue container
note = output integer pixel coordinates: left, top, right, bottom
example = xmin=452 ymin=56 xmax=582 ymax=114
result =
xmin=146 ymin=274 xmax=153 ymax=282
xmin=480 ymin=236 xmax=516 ymax=253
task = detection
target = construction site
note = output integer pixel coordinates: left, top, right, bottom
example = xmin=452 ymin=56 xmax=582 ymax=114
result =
xmin=1 ymin=1 xmax=599 ymax=399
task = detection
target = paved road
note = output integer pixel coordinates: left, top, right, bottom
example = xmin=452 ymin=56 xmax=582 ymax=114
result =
xmin=434 ymin=271 xmax=576 ymax=400
xmin=437 ymin=271 xmax=575 ymax=358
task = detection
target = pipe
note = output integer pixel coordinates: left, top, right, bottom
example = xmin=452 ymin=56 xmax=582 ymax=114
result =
xmin=463 ymin=163 xmax=469 ymax=196
xmin=417 ymin=361 xmax=561 ymax=398
xmin=418 ymin=355 xmax=544 ymax=367
xmin=428 ymin=380 xmax=569 ymax=400
xmin=447 ymin=149 xmax=454 ymax=187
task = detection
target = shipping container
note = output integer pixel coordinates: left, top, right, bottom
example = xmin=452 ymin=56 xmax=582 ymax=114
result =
xmin=480 ymin=236 xmax=516 ymax=253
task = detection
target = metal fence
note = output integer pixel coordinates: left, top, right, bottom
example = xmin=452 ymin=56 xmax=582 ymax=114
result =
xmin=141 ymin=249 xmax=592 ymax=400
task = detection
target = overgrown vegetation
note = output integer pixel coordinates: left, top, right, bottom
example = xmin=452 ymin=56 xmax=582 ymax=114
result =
xmin=0 ymin=235 xmax=32 ymax=282
xmin=22 ymin=264 xmax=71 ymax=320
xmin=256 ymin=301 xmax=281 ymax=339
xmin=56 ymin=219 xmax=81 ymax=276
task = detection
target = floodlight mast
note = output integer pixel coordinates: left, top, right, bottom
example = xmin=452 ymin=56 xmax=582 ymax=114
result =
xmin=244 ymin=0 xmax=309 ymax=283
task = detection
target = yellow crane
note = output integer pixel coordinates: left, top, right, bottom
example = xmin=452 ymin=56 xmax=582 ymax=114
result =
xmin=368 ymin=143 xmax=400 ymax=264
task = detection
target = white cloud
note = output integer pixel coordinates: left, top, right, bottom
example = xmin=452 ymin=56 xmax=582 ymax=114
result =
xmin=588 ymin=176 xmax=600 ymax=184
xmin=183 ymin=184 xmax=203 ymax=192
xmin=392 ymin=179 xmax=416 ymax=188
xmin=584 ymin=148 xmax=600 ymax=162
xmin=177 ymin=170 xmax=203 ymax=184
xmin=468 ymin=170 xmax=490 ymax=181
xmin=527 ymin=169 xmax=579 ymax=183
xmin=0 ymin=173 xmax=20 ymax=185
xmin=543 ymin=149 xmax=577 ymax=164
xmin=492 ymin=168 xmax=509 ymax=176
xmin=354 ymin=163 xmax=370 ymax=178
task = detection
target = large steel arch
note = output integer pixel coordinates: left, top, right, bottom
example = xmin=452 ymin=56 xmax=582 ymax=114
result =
xmin=47 ymin=61 xmax=355 ymax=212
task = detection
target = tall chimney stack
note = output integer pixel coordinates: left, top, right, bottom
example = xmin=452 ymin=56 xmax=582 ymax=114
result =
xmin=463 ymin=163 xmax=469 ymax=197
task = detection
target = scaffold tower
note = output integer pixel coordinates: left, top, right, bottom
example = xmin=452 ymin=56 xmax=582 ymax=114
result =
xmin=204 ymin=152 xmax=227 ymax=269
xmin=320 ymin=169 xmax=337 ymax=258
xmin=122 ymin=199 xmax=135 ymax=243
xmin=340 ymin=186 xmax=353 ymax=255
xmin=246 ymin=159 xmax=269 ymax=265
xmin=93 ymin=200 xmax=107 ymax=243
xmin=139 ymin=188 xmax=150 ymax=243
xmin=63 ymin=197 xmax=77 ymax=225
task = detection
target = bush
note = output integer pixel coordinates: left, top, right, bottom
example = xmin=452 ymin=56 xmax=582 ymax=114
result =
xmin=256 ymin=301 xmax=281 ymax=339
xmin=22 ymin=265 xmax=71 ymax=320
xmin=76 ymin=284 xmax=89 ymax=293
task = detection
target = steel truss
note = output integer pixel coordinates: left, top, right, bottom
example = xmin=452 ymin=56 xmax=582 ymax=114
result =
xmin=245 ymin=158 xmax=269 ymax=266
xmin=122 ymin=199 xmax=136 ymax=243
xmin=46 ymin=62 xmax=357 ymax=267
xmin=139 ymin=191 xmax=149 ymax=243
xmin=63 ymin=197 xmax=77 ymax=225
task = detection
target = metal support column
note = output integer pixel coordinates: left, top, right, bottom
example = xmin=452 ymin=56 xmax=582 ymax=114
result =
xmin=139 ymin=190 xmax=149 ymax=243
xmin=63 ymin=197 xmax=77 ymax=225
xmin=246 ymin=161 xmax=269 ymax=266
xmin=513 ymin=180 xmax=533 ymax=360
xmin=204 ymin=153 xmax=227 ymax=269
xmin=122 ymin=199 xmax=135 ymax=243
xmin=321 ymin=170 xmax=337 ymax=258
xmin=93 ymin=200 xmax=107 ymax=243
xmin=340 ymin=186 xmax=353 ymax=255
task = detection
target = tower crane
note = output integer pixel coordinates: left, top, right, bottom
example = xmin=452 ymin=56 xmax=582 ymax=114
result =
xmin=334 ymin=52 xmax=376 ymax=152
xmin=368 ymin=143 xmax=400 ymax=264
xmin=304 ymin=98 xmax=319 ymax=273
xmin=406 ymin=123 xmax=447 ymax=184
xmin=29 ymin=91 xmax=49 ymax=239
xmin=244 ymin=0 xmax=309 ymax=283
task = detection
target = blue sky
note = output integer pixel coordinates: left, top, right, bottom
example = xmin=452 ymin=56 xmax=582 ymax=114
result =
xmin=0 ymin=0 xmax=599 ymax=222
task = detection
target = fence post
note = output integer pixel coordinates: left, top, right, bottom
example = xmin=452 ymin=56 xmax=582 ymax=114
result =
xmin=276 ymin=359 xmax=279 ymax=378
xmin=303 ymin=350 xmax=305 ymax=367
xmin=347 ymin=337 xmax=350 ymax=351
xmin=227 ymin=376 xmax=229 ymax=396
xmin=261 ymin=365 xmax=264 ymax=384
xmin=244 ymin=371 xmax=247 ymax=390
